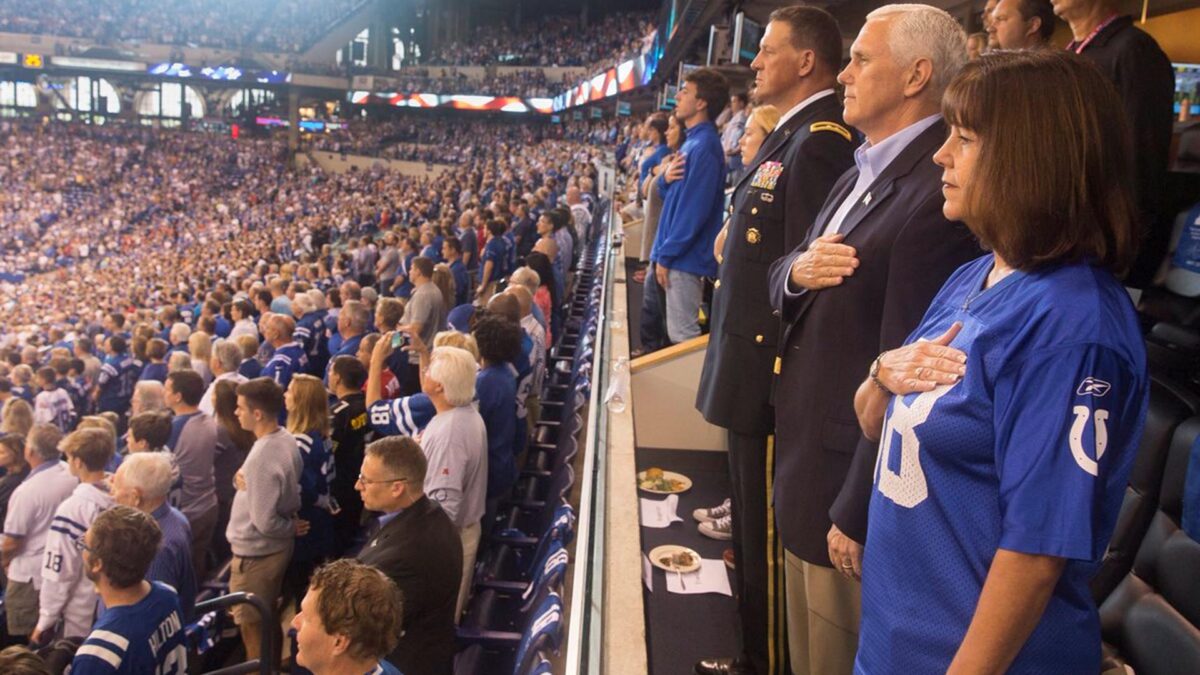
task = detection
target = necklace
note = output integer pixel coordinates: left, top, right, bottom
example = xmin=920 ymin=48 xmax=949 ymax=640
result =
xmin=962 ymin=261 xmax=1016 ymax=311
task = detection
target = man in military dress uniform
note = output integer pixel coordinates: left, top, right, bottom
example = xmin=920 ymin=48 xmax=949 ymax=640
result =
xmin=695 ymin=7 xmax=856 ymax=675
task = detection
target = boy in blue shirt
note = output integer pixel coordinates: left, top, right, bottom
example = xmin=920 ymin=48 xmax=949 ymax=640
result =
xmin=651 ymin=68 xmax=729 ymax=344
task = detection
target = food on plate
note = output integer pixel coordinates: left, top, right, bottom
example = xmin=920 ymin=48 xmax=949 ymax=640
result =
xmin=639 ymin=468 xmax=686 ymax=492
xmin=658 ymin=550 xmax=697 ymax=570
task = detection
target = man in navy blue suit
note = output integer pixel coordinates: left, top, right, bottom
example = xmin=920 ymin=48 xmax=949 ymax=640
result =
xmin=767 ymin=6 xmax=982 ymax=673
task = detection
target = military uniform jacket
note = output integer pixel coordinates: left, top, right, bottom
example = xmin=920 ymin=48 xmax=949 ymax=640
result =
xmin=697 ymin=92 xmax=856 ymax=435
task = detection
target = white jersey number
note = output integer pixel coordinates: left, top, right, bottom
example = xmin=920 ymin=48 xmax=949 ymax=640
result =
xmin=874 ymin=384 xmax=955 ymax=509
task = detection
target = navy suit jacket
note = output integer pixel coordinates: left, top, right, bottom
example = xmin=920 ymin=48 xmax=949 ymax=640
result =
xmin=767 ymin=120 xmax=982 ymax=565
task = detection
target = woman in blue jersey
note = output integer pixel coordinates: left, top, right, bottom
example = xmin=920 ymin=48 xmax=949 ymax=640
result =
xmin=850 ymin=51 xmax=1147 ymax=674
xmin=282 ymin=374 xmax=338 ymax=608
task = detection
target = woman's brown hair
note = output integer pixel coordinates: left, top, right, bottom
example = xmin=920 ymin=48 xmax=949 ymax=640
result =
xmin=942 ymin=50 xmax=1137 ymax=274
xmin=214 ymin=379 xmax=255 ymax=453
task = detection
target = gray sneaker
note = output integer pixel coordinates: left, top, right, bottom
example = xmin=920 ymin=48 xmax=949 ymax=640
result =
xmin=699 ymin=514 xmax=733 ymax=541
xmin=693 ymin=498 xmax=732 ymax=523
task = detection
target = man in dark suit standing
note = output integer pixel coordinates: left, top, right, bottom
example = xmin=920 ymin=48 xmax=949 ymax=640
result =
xmin=767 ymin=6 xmax=982 ymax=674
xmin=356 ymin=435 xmax=462 ymax=675
xmin=695 ymin=6 xmax=856 ymax=675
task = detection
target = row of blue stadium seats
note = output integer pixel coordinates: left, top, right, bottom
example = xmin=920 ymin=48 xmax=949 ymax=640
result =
xmin=1091 ymin=346 xmax=1200 ymax=673
xmin=451 ymin=202 xmax=610 ymax=675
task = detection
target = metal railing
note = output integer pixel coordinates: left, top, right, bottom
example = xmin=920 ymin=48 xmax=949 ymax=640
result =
xmin=194 ymin=592 xmax=277 ymax=675
xmin=562 ymin=161 xmax=618 ymax=675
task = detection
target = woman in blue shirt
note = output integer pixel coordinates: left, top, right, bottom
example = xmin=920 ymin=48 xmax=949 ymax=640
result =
xmin=283 ymin=374 xmax=338 ymax=609
xmin=638 ymin=114 xmax=672 ymax=186
xmin=849 ymin=52 xmax=1147 ymax=674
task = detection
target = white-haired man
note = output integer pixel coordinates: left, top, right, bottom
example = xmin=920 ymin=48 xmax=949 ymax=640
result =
xmin=292 ymin=292 xmax=330 ymax=376
xmin=766 ymin=5 xmax=983 ymax=673
xmin=167 ymin=322 xmax=191 ymax=357
xmin=131 ymin=380 xmax=168 ymax=416
xmin=415 ymin=345 xmax=486 ymax=620
xmin=199 ymin=340 xmax=247 ymax=416
xmin=112 ymin=452 xmax=197 ymax=619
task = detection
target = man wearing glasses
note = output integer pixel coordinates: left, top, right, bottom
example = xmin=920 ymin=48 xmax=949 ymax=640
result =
xmin=356 ymin=436 xmax=462 ymax=675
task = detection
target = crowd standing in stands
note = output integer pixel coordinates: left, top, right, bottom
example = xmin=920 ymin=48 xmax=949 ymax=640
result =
xmin=0 ymin=99 xmax=600 ymax=670
xmin=428 ymin=11 xmax=655 ymax=70
xmin=0 ymin=0 xmax=1184 ymax=672
xmin=0 ymin=0 xmax=369 ymax=53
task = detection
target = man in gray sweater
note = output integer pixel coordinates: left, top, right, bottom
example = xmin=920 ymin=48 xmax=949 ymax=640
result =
xmin=227 ymin=377 xmax=301 ymax=664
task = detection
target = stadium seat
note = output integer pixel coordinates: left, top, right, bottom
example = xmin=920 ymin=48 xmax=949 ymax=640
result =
xmin=454 ymin=590 xmax=563 ymax=675
xmin=1099 ymin=415 xmax=1200 ymax=674
xmin=1145 ymin=322 xmax=1200 ymax=376
xmin=477 ymin=502 xmax=575 ymax=584
xmin=1092 ymin=381 xmax=1198 ymax=600
xmin=459 ymin=538 xmax=568 ymax=637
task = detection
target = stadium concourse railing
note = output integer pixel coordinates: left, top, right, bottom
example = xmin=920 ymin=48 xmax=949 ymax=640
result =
xmin=562 ymin=161 xmax=648 ymax=675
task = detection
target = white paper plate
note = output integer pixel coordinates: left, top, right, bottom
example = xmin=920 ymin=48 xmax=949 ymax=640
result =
xmin=648 ymin=544 xmax=702 ymax=574
xmin=637 ymin=470 xmax=693 ymax=494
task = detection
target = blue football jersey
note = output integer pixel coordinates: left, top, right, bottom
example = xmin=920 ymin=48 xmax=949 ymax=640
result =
xmin=261 ymin=341 xmax=308 ymax=390
xmin=368 ymin=394 xmax=436 ymax=438
xmin=856 ymin=256 xmax=1148 ymax=675
xmin=96 ymin=354 xmax=138 ymax=414
xmin=68 ymin=582 xmax=187 ymax=675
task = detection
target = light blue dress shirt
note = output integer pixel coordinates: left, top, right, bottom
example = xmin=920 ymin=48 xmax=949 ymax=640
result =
xmin=819 ymin=114 xmax=943 ymax=238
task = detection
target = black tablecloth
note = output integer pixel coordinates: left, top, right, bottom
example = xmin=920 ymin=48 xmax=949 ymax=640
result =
xmin=637 ymin=448 xmax=739 ymax=675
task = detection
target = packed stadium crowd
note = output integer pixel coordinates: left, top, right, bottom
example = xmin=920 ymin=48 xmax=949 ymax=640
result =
xmin=308 ymin=117 xmax=565 ymax=162
xmin=0 ymin=0 xmax=1192 ymax=672
xmin=426 ymin=11 xmax=655 ymax=69
xmin=374 ymin=68 xmax=567 ymax=98
xmin=0 ymin=104 xmax=607 ymax=672
xmin=0 ymin=0 xmax=368 ymax=52
xmin=0 ymin=119 xmax=604 ymax=341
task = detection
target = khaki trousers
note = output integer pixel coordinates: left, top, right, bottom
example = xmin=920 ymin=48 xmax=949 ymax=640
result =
xmin=784 ymin=550 xmax=862 ymax=675
xmin=456 ymin=521 xmax=482 ymax=621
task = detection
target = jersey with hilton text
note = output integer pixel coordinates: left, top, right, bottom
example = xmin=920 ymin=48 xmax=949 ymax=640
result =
xmin=68 ymin=582 xmax=187 ymax=675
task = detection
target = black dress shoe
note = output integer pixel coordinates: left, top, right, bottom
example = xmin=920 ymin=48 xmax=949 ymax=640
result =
xmin=694 ymin=657 xmax=755 ymax=675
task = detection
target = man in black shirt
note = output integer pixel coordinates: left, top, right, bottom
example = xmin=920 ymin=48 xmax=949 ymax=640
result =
xmin=1056 ymin=0 xmax=1174 ymax=286
xmin=328 ymin=356 xmax=370 ymax=554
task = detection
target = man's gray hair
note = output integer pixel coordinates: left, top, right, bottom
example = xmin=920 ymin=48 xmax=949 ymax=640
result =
xmin=213 ymin=340 xmax=242 ymax=374
xmin=509 ymin=267 xmax=540 ymax=294
xmin=361 ymin=286 xmax=379 ymax=306
xmin=169 ymin=322 xmax=191 ymax=345
xmin=291 ymin=293 xmax=314 ymax=316
xmin=306 ymin=289 xmax=327 ymax=311
xmin=865 ymin=4 xmax=967 ymax=99
xmin=427 ymin=346 xmax=479 ymax=407
xmin=133 ymin=380 xmax=167 ymax=414
xmin=28 ymin=423 xmax=63 ymax=462
xmin=341 ymin=300 xmax=369 ymax=333
xmin=119 ymin=452 xmax=174 ymax=501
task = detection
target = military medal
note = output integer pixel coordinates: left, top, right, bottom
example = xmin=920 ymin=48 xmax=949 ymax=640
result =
xmin=750 ymin=161 xmax=783 ymax=190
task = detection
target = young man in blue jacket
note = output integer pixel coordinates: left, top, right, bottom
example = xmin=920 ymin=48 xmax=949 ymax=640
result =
xmin=652 ymin=67 xmax=730 ymax=344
